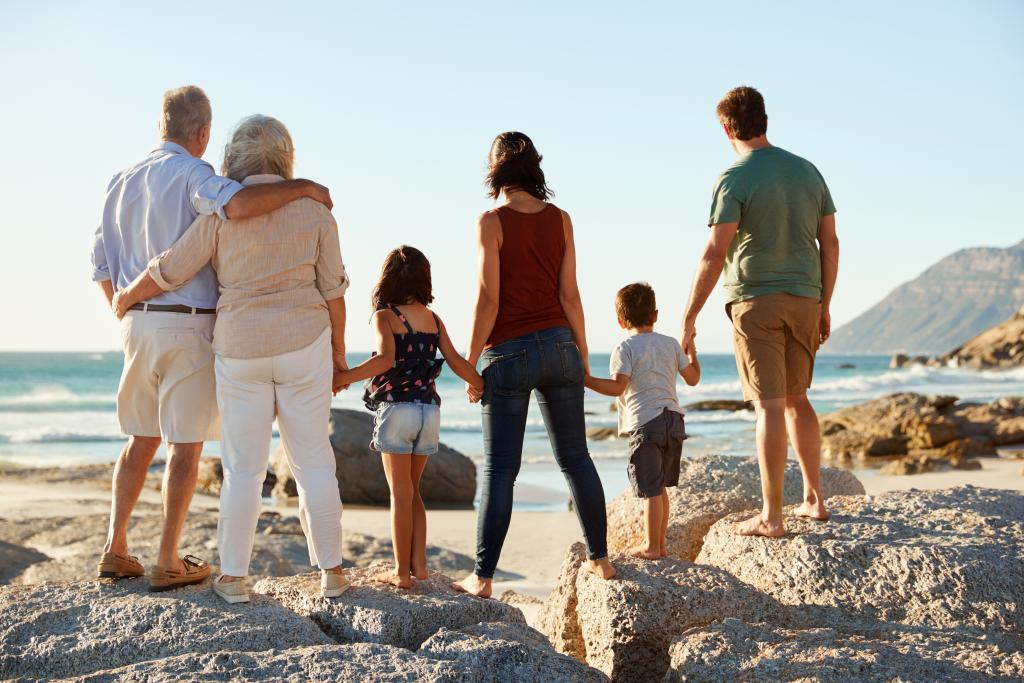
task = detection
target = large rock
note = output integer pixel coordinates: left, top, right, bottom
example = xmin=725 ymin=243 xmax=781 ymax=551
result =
xmin=253 ymin=564 xmax=525 ymax=649
xmin=68 ymin=623 xmax=608 ymax=682
xmin=419 ymin=622 xmax=608 ymax=682
xmin=821 ymin=392 xmax=1024 ymax=464
xmin=0 ymin=579 xmax=333 ymax=681
xmin=696 ymin=488 xmax=1024 ymax=635
xmin=664 ymin=620 xmax=1024 ymax=682
xmin=270 ymin=408 xmax=476 ymax=506
xmin=604 ymin=454 xmax=865 ymax=561
xmin=933 ymin=304 xmax=1024 ymax=369
xmin=539 ymin=544 xmax=794 ymax=681
xmin=682 ymin=399 xmax=752 ymax=412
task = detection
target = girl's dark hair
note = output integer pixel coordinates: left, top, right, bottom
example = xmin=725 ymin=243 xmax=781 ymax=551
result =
xmin=486 ymin=131 xmax=553 ymax=200
xmin=371 ymin=245 xmax=434 ymax=310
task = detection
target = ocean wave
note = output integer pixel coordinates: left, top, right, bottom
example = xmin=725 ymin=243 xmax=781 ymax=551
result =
xmin=0 ymin=428 xmax=126 ymax=445
xmin=808 ymin=364 xmax=1024 ymax=401
xmin=0 ymin=386 xmax=116 ymax=413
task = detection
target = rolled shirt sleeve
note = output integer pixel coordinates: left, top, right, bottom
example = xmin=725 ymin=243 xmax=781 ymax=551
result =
xmin=147 ymin=215 xmax=219 ymax=291
xmin=315 ymin=215 xmax=350 ymax=301
xmin=189 ymin=163 xmax=244 ymax=219
xmin=708 ymin=171 xmax=743 ymax=226
xmin=90 ymin=224 xmax=109 ymax=282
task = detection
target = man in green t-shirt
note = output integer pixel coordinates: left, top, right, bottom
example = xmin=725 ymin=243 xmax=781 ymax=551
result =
xmin=681 ymin=86 xmax=840 ymax=538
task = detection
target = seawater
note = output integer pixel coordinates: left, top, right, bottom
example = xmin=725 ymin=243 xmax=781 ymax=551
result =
xmin=2 ymin=352 xmax=1023 ymax=509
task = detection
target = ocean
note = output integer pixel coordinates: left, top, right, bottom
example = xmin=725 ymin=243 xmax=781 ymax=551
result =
xmin=2 ymin=351 xmax=1023 ymax=509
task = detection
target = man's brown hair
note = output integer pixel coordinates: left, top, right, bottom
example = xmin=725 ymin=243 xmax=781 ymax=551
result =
xmin=615 ymin=283 xmax=657 ymax=328
xmin=716 ymin=86 xmax=767 ymax=140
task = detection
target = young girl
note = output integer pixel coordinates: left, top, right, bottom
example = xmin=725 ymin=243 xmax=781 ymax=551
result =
xmin=335 ymin=246 xmax=484 ymax=588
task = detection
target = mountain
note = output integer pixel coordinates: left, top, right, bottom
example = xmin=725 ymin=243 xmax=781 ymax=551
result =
xmin=828 ymin=239 xmax=1024 ymax=355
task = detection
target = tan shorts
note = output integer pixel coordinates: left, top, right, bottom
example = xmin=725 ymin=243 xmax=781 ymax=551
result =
xmin=117 ymin=310 xmax=220 ymax=443
xmin=728 ymin=293 xmax=821 ymax=402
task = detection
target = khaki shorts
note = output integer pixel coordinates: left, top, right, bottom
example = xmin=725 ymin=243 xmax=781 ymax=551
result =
xmin=728 ymin=293 xmax=821 ymax=402
xmin=117 ymin=310 xmax=219 ymax=442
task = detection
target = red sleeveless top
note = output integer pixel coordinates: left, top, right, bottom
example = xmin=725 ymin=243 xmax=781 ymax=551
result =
xmin=486 ymin=203 xmax=571 ymax=348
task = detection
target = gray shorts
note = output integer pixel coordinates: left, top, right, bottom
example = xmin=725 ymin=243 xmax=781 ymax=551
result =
xmin=626 ymin=409 xmax=687 ymax=498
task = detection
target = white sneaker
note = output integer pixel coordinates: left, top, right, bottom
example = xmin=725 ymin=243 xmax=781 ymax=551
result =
xmin=213 ymin=575 xmax=250 ymax=604
xmin=321 ymin=569 xmax=350 ymax=598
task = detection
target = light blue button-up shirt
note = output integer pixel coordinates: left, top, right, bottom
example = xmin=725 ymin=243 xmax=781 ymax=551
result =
xmin=91 ymin=141 xmax=244 ymax=309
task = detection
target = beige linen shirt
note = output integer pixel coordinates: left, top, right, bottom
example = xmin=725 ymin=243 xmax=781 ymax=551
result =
xmin=147 ymin=174 xmax=349 ymax=359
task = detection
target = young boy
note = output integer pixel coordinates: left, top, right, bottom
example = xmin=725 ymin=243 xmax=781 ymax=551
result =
xmin=586 ymin=283 xmax=700 ymax=559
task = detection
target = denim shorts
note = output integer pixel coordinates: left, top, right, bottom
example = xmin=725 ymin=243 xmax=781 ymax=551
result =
xmin=627 ymin=409 xmax=687 ymax=498
xmin=370 ymin=403 xmax=441 ymax=455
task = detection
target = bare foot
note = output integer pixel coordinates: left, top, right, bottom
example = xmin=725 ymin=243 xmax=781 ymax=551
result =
xmin=410 ymin=559 xmax=429 ymax=581
xmin=380 ymin=573 xmax=413 ymax=589
xmin=452 ymin=573 xmax=492 ymax=598
xmin=627 ymin=546 xmax=661 ymax=560
xmin=793 ymin=501 xmax=830 ymax=521
xmin=584 ymin=557 xmax=617 ymax=579
xmin=730 ymin=514 xmax=785 ymax=538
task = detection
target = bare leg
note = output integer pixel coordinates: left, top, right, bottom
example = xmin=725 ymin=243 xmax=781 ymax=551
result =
xmin=156 ymin=442 xmax=203 ymax=570
xmin=629 ymin=492 xmax=664 ymax=559
xmin=409 ymin=455 xmax=429 ymax=580
xmin=785 ymin=394 xmax=829 ymax=520
xmin=732 ymin=398 xmax=787 ymax=537
xmin=104 ymin=436 xmax=162 ymax=556
xmin=659 ymin=489 xmax=670 ymax=557
xmin=381 ymin=453 xmax=414 ymax=589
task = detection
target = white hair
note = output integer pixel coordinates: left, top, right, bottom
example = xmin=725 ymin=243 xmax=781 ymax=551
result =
xmin=221 ymin=114 xmax=295 ymax=182
xmin=160 ymin=85 xmax=212 ymax=141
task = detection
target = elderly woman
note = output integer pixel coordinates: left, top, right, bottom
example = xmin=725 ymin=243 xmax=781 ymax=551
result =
xmin=113 ymin=115 xmax=349 ymax=604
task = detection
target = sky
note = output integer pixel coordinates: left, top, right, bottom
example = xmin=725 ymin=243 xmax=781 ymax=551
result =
xmin=0 ymin=1 xmax=1021 ymax=353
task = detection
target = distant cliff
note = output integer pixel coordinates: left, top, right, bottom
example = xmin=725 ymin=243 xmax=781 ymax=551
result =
xmin=828 ymin=239 xmax=1024 ymax=355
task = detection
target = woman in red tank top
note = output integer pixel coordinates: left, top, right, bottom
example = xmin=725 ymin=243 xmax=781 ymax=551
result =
xmin=453 ymin=132 xmax=616 ymax=598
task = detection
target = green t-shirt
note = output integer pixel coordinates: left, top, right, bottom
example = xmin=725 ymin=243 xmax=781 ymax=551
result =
xmin=708 ymin=146 xmax=836 ymax=303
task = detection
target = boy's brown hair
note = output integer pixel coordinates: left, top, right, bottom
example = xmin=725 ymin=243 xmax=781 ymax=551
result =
xmin=616 ymin=283 xmax=657 ymax=328
xmin=716 ymin=86 xmax=767 ymax=141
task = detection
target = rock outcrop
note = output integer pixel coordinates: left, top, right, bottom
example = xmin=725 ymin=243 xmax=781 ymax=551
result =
xmin=932 ymin=304 xmax=1024 ymax=369
xmin=542 ymin=486 xmax=1024 ymax=682
xmin=696 ymin=488 xmax=1024 ymax=635
xmin=270 ymin=408 xmax=476 ymax=506
xmin=0 ymin=580 xmax=334 ymax=680
xmin=603 ymin=454 xmax=864 ymax=561
xmin=664 ymin=620 xmax=1024 ymax=682
xmin=253 ymin=565 xmax=525 ymax=649
xmin=683 ymin=399 xmax=752 ymax=412
xmin=821 ymin=393 xmax=1024 ymax=467
xmin=1 ymin=575 xmax=604 ymax=682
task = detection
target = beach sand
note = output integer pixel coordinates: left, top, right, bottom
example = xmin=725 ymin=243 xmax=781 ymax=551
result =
xmin=2 ymin=455 xmax=1022 ymax=626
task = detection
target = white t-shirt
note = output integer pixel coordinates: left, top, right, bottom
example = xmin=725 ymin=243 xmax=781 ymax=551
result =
xmin=610 ymin=331 xmax=689 ymax=435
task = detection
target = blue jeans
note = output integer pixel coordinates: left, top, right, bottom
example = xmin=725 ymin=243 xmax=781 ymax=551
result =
xmin=475 ymin=326 xmax=608 ymax=578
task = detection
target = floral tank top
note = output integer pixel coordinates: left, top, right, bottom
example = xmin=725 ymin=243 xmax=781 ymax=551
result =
xmin=363 ymin=304 xmax=444 ymax=410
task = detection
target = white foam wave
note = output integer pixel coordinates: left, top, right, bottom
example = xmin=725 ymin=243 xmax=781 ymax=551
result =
xmin=0 ymin=427 xmax=126 ymax=445
xmin=0 ymin=385 xmax=115 ymax=411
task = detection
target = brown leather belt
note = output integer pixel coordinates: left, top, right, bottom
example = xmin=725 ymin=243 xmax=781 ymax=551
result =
xmin=128 ymin=303 xmax=216 ymax=315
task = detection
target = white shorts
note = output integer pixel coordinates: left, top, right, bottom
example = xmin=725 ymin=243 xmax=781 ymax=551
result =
xmin=116 ymin=310 xmax=219 ymax=443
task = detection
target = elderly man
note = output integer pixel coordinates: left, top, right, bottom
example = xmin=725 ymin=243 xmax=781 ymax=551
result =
xmin=91 ymin=85 xmax=333 ymax=591
xmin=681 ymin=86 xmax=840 ymax=538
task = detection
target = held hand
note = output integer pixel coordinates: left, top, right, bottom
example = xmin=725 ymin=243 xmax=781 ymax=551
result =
xmin=111 ymin=290 xmax=130 ymax=320
xmin=301 ymin=179 xmax=333 ymax=211
xmin=685 ymin=338 xmax=698 ymax=364
xmin=819 ymin=307 xmax=832 ymax=346
xmin=680 ymin=319 xmax=697 ymax=355
xmin=466 ymin=380 xmax=484 ymax=404
xmin=332 ymin=352 xmax=350 ymax=393
xmin=332 ymin=370 xmax=349 ymax=395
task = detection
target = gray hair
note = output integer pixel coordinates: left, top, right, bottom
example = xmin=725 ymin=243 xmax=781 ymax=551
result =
xmin=160 ymin=85 xmax=212 ymax=141
xmin=221 ymin=115 xmax=295 ymax=182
